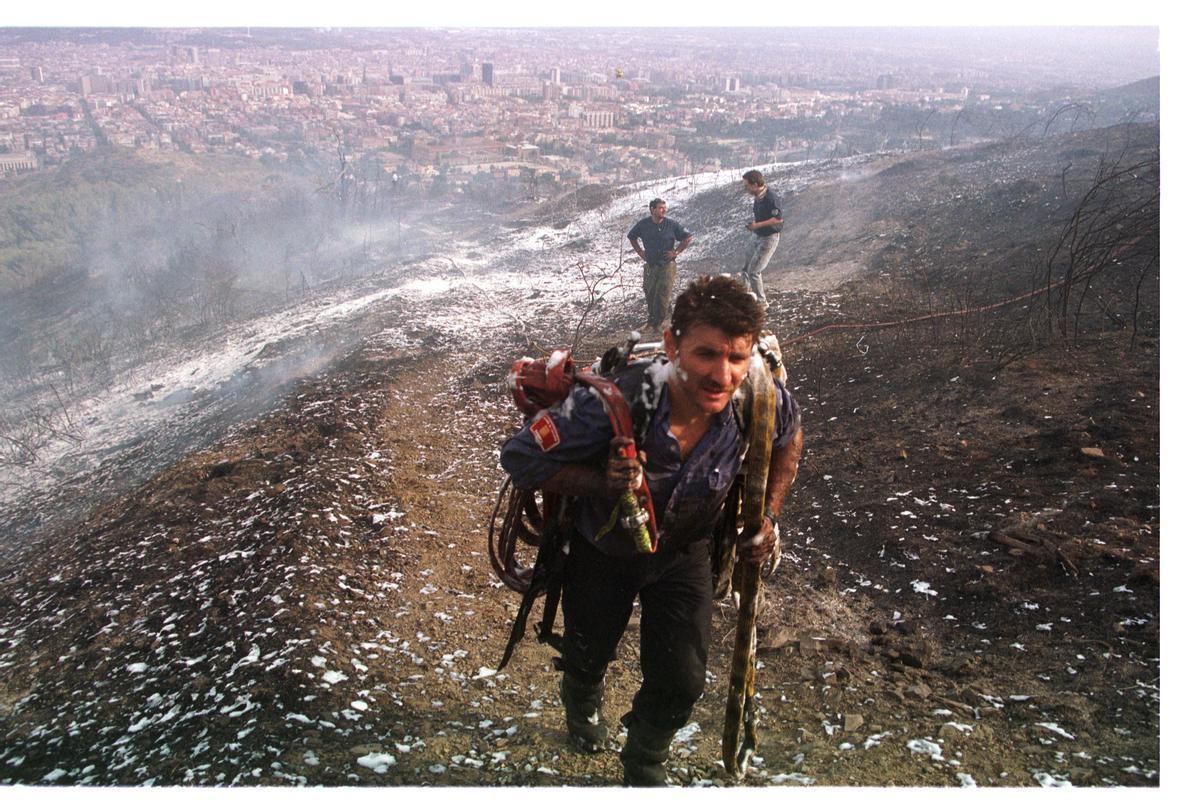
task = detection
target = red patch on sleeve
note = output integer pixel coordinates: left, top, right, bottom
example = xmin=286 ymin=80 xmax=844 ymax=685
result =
xmin=530 ymin=412 xmax=561 ymax=452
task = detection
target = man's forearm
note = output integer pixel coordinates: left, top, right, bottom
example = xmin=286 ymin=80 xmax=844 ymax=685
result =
xmin=764 ymin=426 xmax=803 ymax=518
xmin=538 ymin=437 xmax=640 ymax=500
xmin=540 ymin=463 xmax=609 ymax=499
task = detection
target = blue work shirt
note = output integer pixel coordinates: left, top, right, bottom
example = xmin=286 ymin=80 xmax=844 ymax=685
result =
xmin=627 ymin=216 xmax=692 ymax=266
xmin=752 ymin=187 xmax=784 ymax=236
xmin=500 ymin=362 xmax=800 ymax=559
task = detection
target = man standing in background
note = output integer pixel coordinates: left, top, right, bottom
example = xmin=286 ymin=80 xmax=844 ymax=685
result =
xmin=627 ymin=199 xmax=693 ymax=334
xmin=739 ymin=169 xmax=783 ymax=309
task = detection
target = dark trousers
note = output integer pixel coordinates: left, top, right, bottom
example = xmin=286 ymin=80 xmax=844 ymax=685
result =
xmin=642 ymin=260 xmax=677 ymax=328
xmin=560 ymin=532 xmax=713 ymax=731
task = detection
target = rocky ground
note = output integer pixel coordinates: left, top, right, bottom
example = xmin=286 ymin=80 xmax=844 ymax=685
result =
xmin=0 ymin=275 xmax=1158 ymax=787
xmin=0 ymin=125 xmax=1160 ymax=787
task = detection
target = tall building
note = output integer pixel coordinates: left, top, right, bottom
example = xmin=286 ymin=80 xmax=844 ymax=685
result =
xmin=481 ymin=62 xmax=494 ymax=86
xmin=550 ymin=67 xmax=561 ymax=85
xmin=171 ymin=45 xmax=200 ymax=65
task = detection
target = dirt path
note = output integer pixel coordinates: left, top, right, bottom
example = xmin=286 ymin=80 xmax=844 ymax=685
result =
xmin=0 ymin=277 xmax=1159 ymax=787
xmin=346 ymin=313 xmax=1158 ymax=788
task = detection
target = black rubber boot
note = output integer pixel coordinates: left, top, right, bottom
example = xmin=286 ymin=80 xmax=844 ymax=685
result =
xmin=561 ymin=672 xmax=608 ymax=753
xmin=619 ymin=711 xmax=676 ymax=787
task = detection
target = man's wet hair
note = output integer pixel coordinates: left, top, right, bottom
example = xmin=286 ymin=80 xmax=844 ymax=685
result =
xmin=649 ymin=198 xmax=665 ymax=210
xmin=742 ymin=169 xmax=765 ymax=186
xmin=670 ymin=275 xmax=764 ymax=342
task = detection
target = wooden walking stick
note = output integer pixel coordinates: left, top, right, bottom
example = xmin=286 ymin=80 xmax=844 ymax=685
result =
xmin=722 ymin=349 xmax=777 ymax=779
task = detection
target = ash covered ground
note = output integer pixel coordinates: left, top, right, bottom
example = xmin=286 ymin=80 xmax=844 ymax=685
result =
xmin=0 ymin=124 xmax=1159 ymax=787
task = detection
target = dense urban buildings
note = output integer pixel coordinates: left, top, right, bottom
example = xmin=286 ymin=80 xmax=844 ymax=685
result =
xmin=0 ymin=28 xmax=1159 ymax=196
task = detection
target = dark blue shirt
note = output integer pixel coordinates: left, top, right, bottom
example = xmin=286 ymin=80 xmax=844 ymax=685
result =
xmin=627 ymin=216 xmax=691 ymax=266
xmin=500 ymin=361 xmax=800 ymax=559
xmin=752 ymin=188 xmax=784 ymax=236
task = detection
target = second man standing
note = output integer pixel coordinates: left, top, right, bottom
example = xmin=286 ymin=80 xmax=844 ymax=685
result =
xmin=740 ymin=169 xmax=784 ymax=310
xmin=628 ymin=198 xmax=693 ymax=334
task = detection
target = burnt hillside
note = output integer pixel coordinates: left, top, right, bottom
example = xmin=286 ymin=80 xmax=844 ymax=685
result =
xmin=0 ymin=124 xmax=1159 ymax=787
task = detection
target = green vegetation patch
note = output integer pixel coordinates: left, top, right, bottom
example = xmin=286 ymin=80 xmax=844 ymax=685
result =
xmin=0 ymin=148 xmax=282 ymax=296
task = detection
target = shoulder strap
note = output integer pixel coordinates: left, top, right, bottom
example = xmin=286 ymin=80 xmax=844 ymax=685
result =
xmin=610 ymin=356 xmax=667 ymax=449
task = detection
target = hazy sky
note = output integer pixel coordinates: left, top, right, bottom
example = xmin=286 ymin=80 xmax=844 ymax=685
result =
xmin=5 ymin=0 xmax=1168 ymax=27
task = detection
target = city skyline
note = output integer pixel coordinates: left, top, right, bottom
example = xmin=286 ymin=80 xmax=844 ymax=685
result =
xmin=0 ymin=27 xmax=1159 ymax=196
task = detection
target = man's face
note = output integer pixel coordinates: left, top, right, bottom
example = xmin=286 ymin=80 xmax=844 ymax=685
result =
xmin=664 ymin=323 xmax=755 ymax=415
xmin=650 ymin=202 xmax=667 ymax=223
xmin=742 ymin=179 xmax=760 ymax=195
